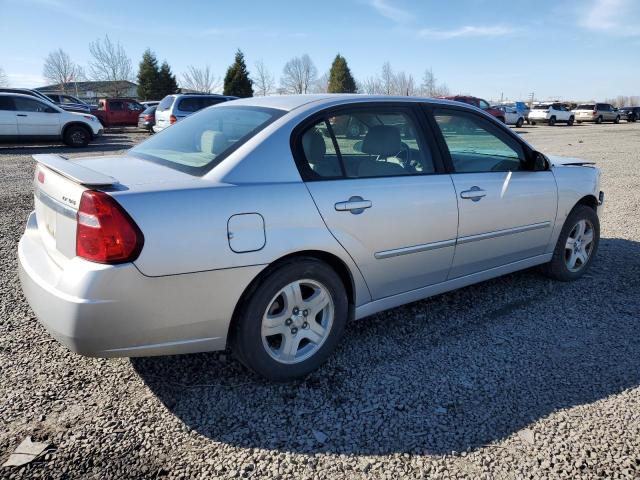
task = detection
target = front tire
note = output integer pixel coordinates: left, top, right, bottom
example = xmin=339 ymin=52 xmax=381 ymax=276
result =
xmin=548 ymin=116 xmax=556 ymax=126
xmin=63 ymin=125 xmax=91 ymax=147
xmin=614 ymin=116 xmax=620 ymax=124
xmin=567 ymin=116 xmax=574 ymax=126
xmin=515 ymin=117 xmax=524 ymax=128
xmin=541 ymin=205 xmax=599 ymax=282
xmin=232 ymin=258 xmax=349 ymax=381
xmin=596 ymin=116 xmax=603 ymax=124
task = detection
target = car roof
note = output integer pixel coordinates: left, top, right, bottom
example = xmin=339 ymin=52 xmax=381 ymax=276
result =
xmin=0 ymin=92 xmax=49 ymax=99
xmin=227 ymin=94 xmax=468 ymax=112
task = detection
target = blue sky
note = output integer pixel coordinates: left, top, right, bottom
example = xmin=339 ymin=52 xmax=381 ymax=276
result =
xmin=1 ymin=0 xmax=639 ymax=101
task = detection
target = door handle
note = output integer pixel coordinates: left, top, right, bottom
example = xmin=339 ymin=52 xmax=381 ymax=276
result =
xmin=460 ymin=186 xmax=486 ymax=202
xmin=335 ymin=196 xmax=372 ymax=214
xmin=16 ymin=114 xmax=27 ymax=117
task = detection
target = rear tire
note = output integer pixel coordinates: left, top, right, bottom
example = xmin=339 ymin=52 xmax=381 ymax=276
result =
xmin=567 ymin=116 xmax=574 ymax=126
xmin=548 ymin=116 xmax=556 ymax=126
xmin=614 ymin=116 xmax=620 ymax=124
xmin=541 ymin=205 xmax=599 ymax=282
xmin=515 ymin=117 xmax=524 ymax=128
xmin=530 ymin=121 xmax=537 ymax=125
xmin=595 ymin=116 xmax=603 ymax=124
xmin=232 ymin=258 xmax=349 ymax=381
xmin=63 ymin=125 xmax=91 ymax=147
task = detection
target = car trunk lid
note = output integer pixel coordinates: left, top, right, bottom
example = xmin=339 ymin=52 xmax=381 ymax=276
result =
xmin=31 ymin=153 xmax=198 ymax=267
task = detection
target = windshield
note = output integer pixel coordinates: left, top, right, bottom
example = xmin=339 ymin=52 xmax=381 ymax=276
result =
xmin=576 ymin=104 xmax=595 ymax=110
xmin=130 ymin=105 xmax=284 ymax=175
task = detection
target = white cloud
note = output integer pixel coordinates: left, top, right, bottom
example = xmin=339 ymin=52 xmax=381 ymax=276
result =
xmin=368 ymin=0 xmax=412 ymax=24
xmin=418 ymin=25 xmax=516 ymax=39
xmin=579 ymin=0 xmax=640 ymax=36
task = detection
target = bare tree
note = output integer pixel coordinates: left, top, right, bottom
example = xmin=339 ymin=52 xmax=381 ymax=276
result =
xmin=380 ymin=62 xmax=394 ymax=95
xmin=420 ymin=68 xmax=437 ymax=97
xmin=312 ymin=71 xmax=329 ymax=93
xmin=358 ymin=76 xmax=383 ymax=95
xmin=281 ymin=54 xmax=317 ymax=94
xmin=0 ymin=66 xmax=8 ymax=87
xmin=43 ymin=49 xmax=78 ymax=92
xmin=181 ymin=65 xmax=220 ymax=93
xmin=252 ymin=59 xmax=275 ymax=96
xmin=394 ymin=71 xmax=415 ymax=96
xmin=88 ymin=35 xmax=133 ymax=90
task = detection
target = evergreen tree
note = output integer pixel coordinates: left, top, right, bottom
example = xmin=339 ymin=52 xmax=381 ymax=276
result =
xmin=327 ymin=54 xmax=357 ymax=93
xmin=157 ymin=61 xmax=178 ymax=97
xmin=223 ymin=50 xmax=253 ymax=98
xmin=136 ymin=49 xmax=161 ymax=100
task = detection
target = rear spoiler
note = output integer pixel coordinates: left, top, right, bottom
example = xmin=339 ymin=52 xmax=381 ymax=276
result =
xmin=33 ymin=154 xmax=118 ymax=186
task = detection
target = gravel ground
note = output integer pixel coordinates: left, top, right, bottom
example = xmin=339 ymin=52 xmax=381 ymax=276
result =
xmin=1 ymin=123 xmax=639 ymax=479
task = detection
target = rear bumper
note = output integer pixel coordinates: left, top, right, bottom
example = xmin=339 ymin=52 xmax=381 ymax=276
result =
xmin=18 ymin=211 xmax=264 ymax=357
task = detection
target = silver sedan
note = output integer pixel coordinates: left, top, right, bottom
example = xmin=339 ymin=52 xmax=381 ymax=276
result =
xmin=18 ymin=95 xmax=603 ymax=381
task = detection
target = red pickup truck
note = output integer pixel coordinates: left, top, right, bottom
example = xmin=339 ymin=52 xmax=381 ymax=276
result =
xmin=92 ymin=98 xmax=145 ymax=127
xmin=439 ymin=95 xmax=506 ymax=123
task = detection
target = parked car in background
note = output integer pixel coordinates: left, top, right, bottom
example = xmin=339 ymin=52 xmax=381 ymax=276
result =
xmin=0 ymin=92 xmax=102 ymax=146
xmin=1 ymin=87 xmax=60 ymax=105
xmin=617 ymin=106 xmax=639 ymax=123
xmin=93 ymin=98 xmax=145 ymax=127
xmin=41 ymin=92 xmax=93 ymax=114
xmin=529 ymin=103 xmax=575 ymax=126
xmin=437 ymin=95 xmax=506 ymax=123
xmin=18 ymin=95 xmax=603 ymax=381
xmin=153 ymin=93 xmax=237 ymax=132
xmin=573 ymin=103 xmax=620 ymax=124
xmin=138 ymin=105 xmax=156 ymax=133
xmin=493 ymin=105 xmax=525 ymax=127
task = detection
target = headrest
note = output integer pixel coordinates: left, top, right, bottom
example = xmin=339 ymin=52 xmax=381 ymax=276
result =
xmin=361 ymin=125 xmax=402 ymax=157
xmin=302 ymin=129 xmax=326 ymax=164
xmin=201 ymin=131 xmax=229 ymax=155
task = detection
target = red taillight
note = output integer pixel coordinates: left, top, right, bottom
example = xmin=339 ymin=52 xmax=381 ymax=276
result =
xmin=76 ymin=191 xmax=144 ymax=264
xmin=170 ymin=114 xmax=177 ymax=124
xmin=37 ymin=170 xmax=45 ymax=183
xmin=593 ymin=110 xmax=597 ymax=115
xmin=144 ymin=114 xmax=153 ymax=121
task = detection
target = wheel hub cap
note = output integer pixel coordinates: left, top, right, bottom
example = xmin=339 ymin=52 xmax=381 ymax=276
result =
xmin=261 ymin=279 xmax=334 ymax=364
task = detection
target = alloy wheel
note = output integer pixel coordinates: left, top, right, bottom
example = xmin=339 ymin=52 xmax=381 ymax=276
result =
xmin=565 ymin=219 xmax=595 ymax=272
xmin=261 ymin=279 xmax=334 ymax=364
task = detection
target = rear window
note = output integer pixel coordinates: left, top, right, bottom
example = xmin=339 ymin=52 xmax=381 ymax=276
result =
xmin=142 ymin=106 xmax=156 ymax=114
xmin=576 ymin=104 xmax=595 ymax=110
xmin=177 ymin=97 xmax=224 ymax=112
xmin=157 ymin=95 xmax=175 ymax=111
xmin=130 ymin=106 xmax=285 ymax=175
xmin=533 ymin=104 xmax=550 ymax=110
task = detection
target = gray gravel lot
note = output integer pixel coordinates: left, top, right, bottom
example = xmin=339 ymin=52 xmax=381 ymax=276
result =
xmin=1 ymin=123 xmax=639 ymax=479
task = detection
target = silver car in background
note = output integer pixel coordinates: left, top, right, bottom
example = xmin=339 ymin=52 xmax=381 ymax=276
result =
xmin=153 ymin=93 xmax=237 ymax=132
xmin=18 ymin=95 xmax=603 ymax=381
xmin=573 ymin=103 xmax=621 ymax=124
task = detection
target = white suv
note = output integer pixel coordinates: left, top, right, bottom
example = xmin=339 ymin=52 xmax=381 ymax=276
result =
xmin=153 ymin=94 xmax=237 ymax=132
xmin=529 ymin=103 xmax=575 ymax=126
xmin=0 ymin=93 xmax=102 ymax=146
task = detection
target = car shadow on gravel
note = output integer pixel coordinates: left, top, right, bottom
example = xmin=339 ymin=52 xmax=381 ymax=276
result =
xmin=0 ymin=134 xmax=139 ymax=156
xmin=132 ymin=237 xmax=640 ymax=456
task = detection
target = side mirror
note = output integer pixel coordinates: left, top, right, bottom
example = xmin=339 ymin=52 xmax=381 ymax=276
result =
xmin=532 ymin=151 xmax=549 ymax=171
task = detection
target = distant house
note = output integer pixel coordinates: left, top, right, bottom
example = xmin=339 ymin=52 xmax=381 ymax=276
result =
xmin=36 ymin=81 xmax=138 ymax=103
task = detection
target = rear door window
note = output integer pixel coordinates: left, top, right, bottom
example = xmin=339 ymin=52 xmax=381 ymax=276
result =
xmin=0 ymin=96 xmax=15 ymax=110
